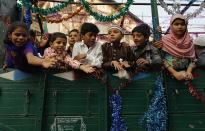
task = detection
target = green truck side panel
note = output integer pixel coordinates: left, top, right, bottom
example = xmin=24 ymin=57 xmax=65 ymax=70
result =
xmin=0 ymin=69 xmax=205 ymax=130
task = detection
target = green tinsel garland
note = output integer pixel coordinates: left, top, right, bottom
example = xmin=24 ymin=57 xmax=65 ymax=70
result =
xmin=18 ymin=0 xmax=74 ymax=15
xmin=80 ymin=0 xmax=134 ymax=22
xmin=18 ymin=0 xmax=133 ymax=22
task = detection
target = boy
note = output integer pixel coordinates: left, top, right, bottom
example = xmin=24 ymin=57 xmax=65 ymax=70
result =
xmin=193 ymin=36 xmax=205 ymax=67
xmin=66 ymin=29 xmax=80 ymax=56
xmin=131 ymin=23 xmax=162 ymax=70
xmin=72 ymin=23 xmax=102 ymax=68
xmin=102 ymin=25 xmax=134 ymax=71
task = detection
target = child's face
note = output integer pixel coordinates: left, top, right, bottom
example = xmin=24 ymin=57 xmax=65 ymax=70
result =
xmin=132 ymin=32 xmax=147 ymax=46
xmin=82 ymin=32 xmax=97 ymax=47
xmin=68 ymin=31 xmax=80 ymax=45
xmin=9 ymin=27 xmax=28 ymax=47
xmin=171 ymin=19 xmax=186 ymax=38
xmin=108 ymin=28 xmax=123 ymax=43
xmin=50 ymin=37 xmax=67 ymax=51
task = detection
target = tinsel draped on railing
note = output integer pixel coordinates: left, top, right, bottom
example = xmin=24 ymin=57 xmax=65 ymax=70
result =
xmin=44 ymin=6 xmax=83 ymax=23
xmin=185 ymin=81 xmax=205 ymax=106
xmin=109 ymin=91 xmax=127 ymax=131
xmin=158 ymin=0 xmax=205 ymax=19
xmin=17 ymin=0 xmax=74 ymax=15
xmin=24 ymin=0 xmax=32 ymax=29
xmin=18 ymin=0 xmax=133 ymax=22
xmin=139 ymin=74 xmax=167 ymax=131
xmin=80 ymin=0 xmax=133 ymax=22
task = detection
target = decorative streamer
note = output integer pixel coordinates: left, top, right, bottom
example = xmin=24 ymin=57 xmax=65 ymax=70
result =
xmin=80 ymin=0 xmax=133 ymax=22
xmin=17 ymin=0 xmax=74 ymax=15
xmin=44 ymin=6 xmax=83 ymax=23
xmin=24 ymin=8 xmax=32 ymax=29
xmin=185 ymin=81 xmax=205 ymax=106
xmin=158 ymin=0 xmax=205 ymax=19
xmin=139 ymin=74 xmax=167 ymax=131
xmin=109 ymin=91 xmax=127 ymax=131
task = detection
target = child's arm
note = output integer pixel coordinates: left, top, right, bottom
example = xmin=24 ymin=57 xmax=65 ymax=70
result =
xmin=65 ymin=56 xmax=81 ymax=69
xmin=186 ymin=62 xmax=196 ymax=80
xmin=164 ymin=61 xmax=186 ymax=81
xmin=65 ymin=55 xmax=95 ymax=73
xmin=26 ymin=52 xmax=55 ymax=68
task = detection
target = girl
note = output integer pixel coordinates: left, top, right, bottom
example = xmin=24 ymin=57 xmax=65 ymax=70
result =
xmin=3 ymin=22 xmax=56 ymax=72
xmin=162 ymin=14 xmax=196 ymax=81
xmin=44 ymin=32 xmax=95 ymax=73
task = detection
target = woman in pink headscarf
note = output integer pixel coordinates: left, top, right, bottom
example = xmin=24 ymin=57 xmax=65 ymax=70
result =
xmin=162 ymin=14 xmax=196 ymax=81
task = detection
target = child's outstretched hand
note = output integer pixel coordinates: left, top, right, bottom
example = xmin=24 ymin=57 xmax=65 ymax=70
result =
xmin=136 ymin=58 xmax=149 ymax=67
xmin=111 ymin=61 xmax=123 ymax=70
xmin=79 ymin=64 xmax=95 ymax=73
xmin=42 ymin=56 xmax=57 ymax=68
xmin=121 ymin=61 xmax=130 ymax=68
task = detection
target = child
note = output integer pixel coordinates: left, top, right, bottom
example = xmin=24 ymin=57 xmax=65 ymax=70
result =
xmin=162 ymin=14 xmax=196 ymax=81
xmin=131 ymin=23 xmax=162 ymax=70
xmin=38 ymin=33 xmax=51 ymax=56
xmin=66 ymin=29 xmax=81 ymax=56
xmin=193 ymin=36 xmax=205 ymax=67
xmin=3 ymin=22 xmax=56 ymax=72
xmin=102 ymin=25 xmax=133 ymax=71
xmin=44 ymin=32 xmax=95 ymax=73
xmin=72 ymin=23 xmax=103 ymax=68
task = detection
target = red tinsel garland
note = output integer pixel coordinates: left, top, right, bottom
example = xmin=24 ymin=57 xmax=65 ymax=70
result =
xmin=185 ymin=81 xmax=205 ymax=106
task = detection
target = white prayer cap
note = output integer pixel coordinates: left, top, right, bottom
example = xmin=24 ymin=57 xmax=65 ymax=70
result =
xmin=193 ymin=36 xmax=205 ymax=47
xmin=108 ymin=25 xmax=124 ymax=34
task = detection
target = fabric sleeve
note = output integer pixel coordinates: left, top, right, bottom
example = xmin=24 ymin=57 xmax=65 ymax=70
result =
xmin=65 ymin=55 xmax=80 ymax=69
xmin=102 ymin=43 xmax=113 ymax=69
xmin=87 ymin=43 xmax=103 ymax=68
xmin=72 ymin=43 xmax=79 ymax=58
xmin=23 ymin=43 xmax=34 ymax=55
xmin=4 ymin=48 xmax=13 ymax=67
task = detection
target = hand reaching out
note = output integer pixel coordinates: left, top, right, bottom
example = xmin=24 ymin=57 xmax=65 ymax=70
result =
xmin=42 ymin=56 xmax=57 ymax=68
xmin=136 ymin=58 xmax=149 ymax=67
xmin=111 ymin=61 xmax=123 ymax=70
xmin=79 ymin=64 xmax=95 ymax=73
xmin=121 ymin=61 xmax=130 ymax=68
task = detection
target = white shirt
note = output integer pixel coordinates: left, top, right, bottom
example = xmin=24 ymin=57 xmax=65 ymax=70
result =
xmin=72 ymin=41 xmax=103 ymax=68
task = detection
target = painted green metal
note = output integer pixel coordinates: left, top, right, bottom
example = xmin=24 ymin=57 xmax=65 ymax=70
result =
xmin=150 ymin=0 xmax=161 ymax=41
xmin=0 ymin=69 xmax=205 ymax=130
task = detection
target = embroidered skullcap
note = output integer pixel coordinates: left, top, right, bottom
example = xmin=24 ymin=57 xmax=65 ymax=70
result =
xmin=108 ymin=25 xmax=123 ymax=34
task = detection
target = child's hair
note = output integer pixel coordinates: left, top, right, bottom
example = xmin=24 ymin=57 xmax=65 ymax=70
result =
xmin=80 ymin=23 xmax=99 ymax=35
xmin=29 ymin=29 xmax=36 ymax=38
xmin=132 ymin=23 xmax=150 ymax=38
xmin=68 ymin=29 xmax=79 ymax=35
xmin=50 ymin=32 xmax=67 ymax=43
xmin=4 ymin=22 xmax=29 ymax=44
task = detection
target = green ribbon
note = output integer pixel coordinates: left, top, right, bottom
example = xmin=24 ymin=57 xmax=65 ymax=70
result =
xmin=18 ymin=0 xmax=74 ymax=15
xmin=18 ymin=0 xmax=133 ymax=22
xmin=80 ymin=0 xmax=134 ymax=22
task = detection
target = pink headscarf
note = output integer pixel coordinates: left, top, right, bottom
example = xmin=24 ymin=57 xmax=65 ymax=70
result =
xmin=162 ymin=14 xmax=195 ymax=59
